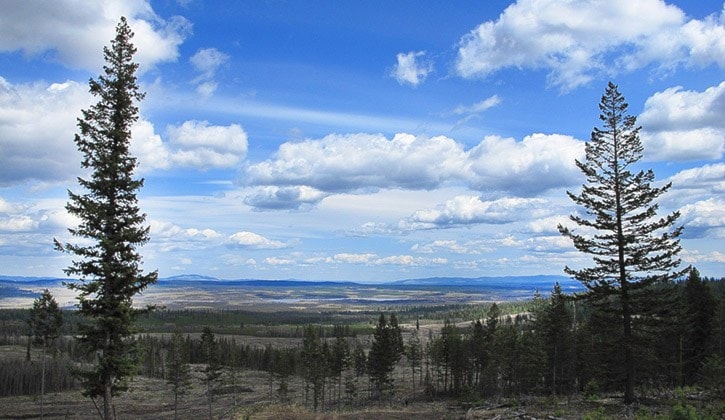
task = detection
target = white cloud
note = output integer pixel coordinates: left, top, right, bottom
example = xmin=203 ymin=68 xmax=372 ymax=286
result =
xmin=151 ymin=220 xmax=221 ymax=240
xmin=374 ymin=255 xmax=447 ymax=266
xmin=326 ymin=253 xmax=378 ymax=264
xmin=679 ymin=198 xmax=725 ymax=239
xmin=245 ymin=132 xmax=468 ymax=192
xmin=526 ymin=215 xmax=572 ymax=235
xmin=148 ymin=220 xmax=222 ymax=252
xmin=665 ymin=163 xmax=725 ymax=207
xmin=190 ymin=48 xmax=229 ymax=97
xmin=0 ymin=215 xmax=37 ymax=232
xmin=524 ymin=235 xmax=574 ymax=252
xmin=228 ymin=231 xmax=288 ymax=249
xmin=391 ymin=51 xmax=433 ymax=86
xmin=244 ymin=186 xmax=328 ymax=210
xmin=263 ymin=256 xmax=294 ymax=265
xmin=0 ymin=78 xmax=88 ymax=185
xmin=401 ymin=195 xmax=549 ymax=230
xmin=195 ymin=81 xmax=218 ymax=98
xmin=467 ymin=133 xmax=584 ymax=195
xmin=244 ymin=131 xmax=585 ymax=210
xmin=411 ymin=239 xmax=491 ymax=255
xmin=191 ymin=48 xmax=229 ymax=79
xmin=0 ymin=79 xmax=249 ymax=184
xmin=131 ymin=119 xmax=171 ymax=171
xmin=166 ymin=120 xmax=249 ymax=168
xmin=682 ymin=250 xmax=725 ymax=264
xmin=132 ymin=119 xmax=249 ymax=172
xmin=455 ymin=0 xmax=725 ymax=91
xmin=449 ymin=95 xmax=502 ymax=116
xmin=0 ymin=0 xmax=191 ymax=72
xmin=639 ymin=82 xmax=725 ymax=161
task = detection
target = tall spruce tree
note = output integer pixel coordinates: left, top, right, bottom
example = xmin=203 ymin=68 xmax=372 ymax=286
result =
xmin=54 ymin=17 xmax=157 ymax=419
xmin=558 ymin=82 xmax=684 ymax=403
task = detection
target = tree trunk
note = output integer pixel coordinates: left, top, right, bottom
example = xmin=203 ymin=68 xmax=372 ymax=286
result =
xmin=40 ymin=341 xmax=46 ymax=420
xmin=104 ymin=380 xmax=112 ymax=420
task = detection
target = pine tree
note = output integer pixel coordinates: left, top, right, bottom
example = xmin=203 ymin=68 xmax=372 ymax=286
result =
xmin=681 ymin=268 xmax=716 ymax=384
xmin=536 ymin=283 xmax=575 ymax=395
xmin=28 ymin=290 xmax=63 ymax=420
xmin=367 ymin=313 xmax=403 ymax=400
xmin=558 ymin=82 xmax=685 ymax=403
xmin=199 ymin=327 xmax=221 ymax=420
xmin=165 ymin=331 xmax=192 ymax=420
xmin=406 ymin=328 xmax=423 ymax=396
xmin=301 ymin=325 xmax=326 ymax=411
xmin=54 ymin=17 xmax=157 ymax=419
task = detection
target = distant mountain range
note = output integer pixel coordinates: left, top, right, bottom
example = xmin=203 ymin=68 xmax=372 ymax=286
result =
xmin=0 ymin=274 xmax=586 ymax=309
xmin=1 ymin=273 xmax=578 ymax=288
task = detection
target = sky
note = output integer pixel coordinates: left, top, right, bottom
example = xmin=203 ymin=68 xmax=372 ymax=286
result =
xmin=0 ymin=0 xmax=723 ymax=282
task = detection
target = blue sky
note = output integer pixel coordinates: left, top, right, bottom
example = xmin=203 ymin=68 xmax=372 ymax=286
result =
xmin=0 ymin=0 xmax=723 ymax=282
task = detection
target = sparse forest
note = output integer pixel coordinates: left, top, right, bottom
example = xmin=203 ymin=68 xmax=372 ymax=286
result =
xmin=0 ymin=274 xmax=723 ymax=418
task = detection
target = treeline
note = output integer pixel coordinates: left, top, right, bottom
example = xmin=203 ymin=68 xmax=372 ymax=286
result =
xmin=1 ymin=272 xmax=722 ymax=411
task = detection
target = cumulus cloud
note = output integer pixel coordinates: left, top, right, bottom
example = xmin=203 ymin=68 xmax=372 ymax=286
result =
xmin=391 ymin=51 xmax=433 ymax=86
xmin=401 ymin=195 xmax=549 ymax=230
xmin=151 ymin=220 xmax=221 ymax=240
xmin=526 ymin=215 xmax=572 ymax=235
xmin=411 ymin=239 xmax=491 ymax=255
xmin=228 ymin=231 xmax=288 ymax=249
xmin=467 ymin=133 xmax=584 ymax=195
xmin=665 ymin=163 xmax=725 ymax=207
xmin=190 ymin=47 xmax=230 ymax=97
xmin=263 ymin=256 xmax=295 ymax=265
xmin=243 ymin=186 xmax=328 ymax=210
xmin=0 ymin=78 xmax=248 ymax=185
xmin=148 ymin=220 xmax=222 ymax=252
xmin=679 ymin=198 xmax=725 ymax=239
xmin=326 ymin=253 xmax=378 ymax=264
xmin=132 ymin=119 xmax=249 ymax=172
xmin=0 ymin=78 xmax=88 ymax=185
xmin=0 ymin=0 xmax=191 ymax=72
xmin=323 ymin=252 xmax=446 ymax=267
xmin=166 ymin=120 xmax=248 ymax=168
xmin=245 ymin=132 xmax=467 ymax=192
xmin=639 ymin=82 xmax=725 ymax=161
xmin=455 ymin=0 xmax=725 ymax=91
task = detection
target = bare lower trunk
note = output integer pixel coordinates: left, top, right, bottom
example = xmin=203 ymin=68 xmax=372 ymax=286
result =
xmin=104 ymin=381 xmax=113 ymax=420
xmin=40 ymin=343 xmax=46 ymax=420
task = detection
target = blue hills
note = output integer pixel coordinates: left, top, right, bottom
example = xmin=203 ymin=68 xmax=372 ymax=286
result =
xmin=0 ymin=274 xmax=584 ymax=302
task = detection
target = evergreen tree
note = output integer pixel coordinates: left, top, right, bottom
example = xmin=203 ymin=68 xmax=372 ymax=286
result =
xmin=469 ymin=319 xmax=486 ymax=390
xmin=681 ymin=268 xmax=716 ymax=384
xmin=536 ymin=283 xmax=575 ymax=395
xmin=330 ymin=332 xmax=350 ymax=408
xmin=54 ymin=17 xmax=157 ymax=419
xmin=558 ymin=82 xmax=684 ymax=403
xmin=165 ymin=331 xmax=192 ymax=420
xmin=199 ymin=327 xmax=221 ymax=420
xmin=367 ymin=313 xmax=403 ymax=400
xmin=28 ymin=290 xmax=63 ymax=420
xmin=301 ymin=325 xmax=326 ymax=411
xmin=406 ymin=328 xmax=423 ymax=396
